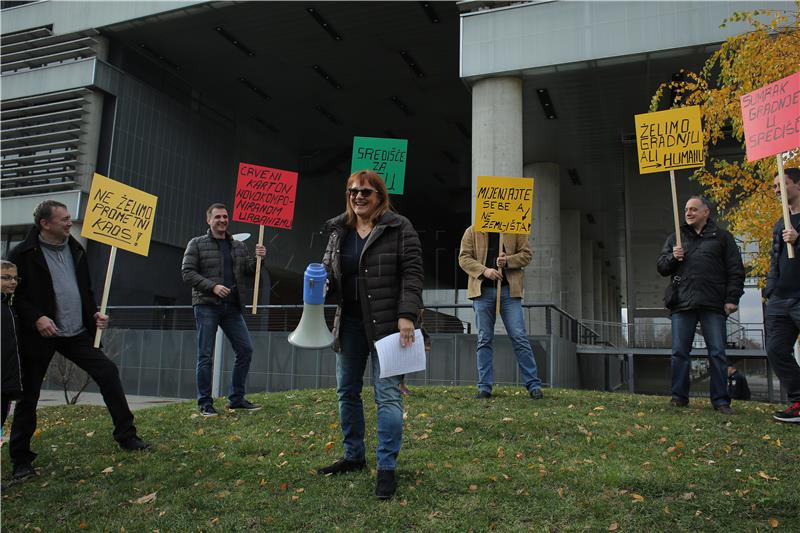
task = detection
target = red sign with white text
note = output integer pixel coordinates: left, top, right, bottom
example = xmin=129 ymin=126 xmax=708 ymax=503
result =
xmin=740 ymin=71 xmax=800 ymax=162
xmin=233 ymin=162 xmax=298 ymax=229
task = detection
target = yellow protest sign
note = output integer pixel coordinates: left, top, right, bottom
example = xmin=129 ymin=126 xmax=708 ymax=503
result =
xmin=474 ymin=176 xmax=534 ymax=235
xmin=82 ymin=173 xmax=158 ymax=256
xmin=634 ymin=106 xmax=704 ymax=174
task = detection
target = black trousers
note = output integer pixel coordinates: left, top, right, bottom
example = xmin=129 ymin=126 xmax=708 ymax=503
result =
xmin=2 ymin=394 xmax=13 ymax=428
xmin=9 ymin=331 xmax=137 ymax=465
xmin=765 ymin=296 xmax=800 ymax=403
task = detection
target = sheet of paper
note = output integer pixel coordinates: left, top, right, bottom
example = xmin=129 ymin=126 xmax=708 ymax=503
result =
xmin=375 ymin=329 xmax=426 ymax=379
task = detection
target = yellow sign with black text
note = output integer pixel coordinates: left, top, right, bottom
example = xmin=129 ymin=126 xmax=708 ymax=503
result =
xmin=474 ymin=176 xmax=534 ymax=235
xmin=81 ymin=173 xmax=158 ymax=256
xmin=635 ymin=106 xmax=704 ymax=174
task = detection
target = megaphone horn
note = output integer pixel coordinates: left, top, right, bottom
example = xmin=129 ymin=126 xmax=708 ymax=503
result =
xmin=288 ymin=263 xmax=335 ymax=349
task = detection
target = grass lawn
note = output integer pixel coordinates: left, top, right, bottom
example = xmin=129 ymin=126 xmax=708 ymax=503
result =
xmin=2 ymin=386 xmax=798 ymax=532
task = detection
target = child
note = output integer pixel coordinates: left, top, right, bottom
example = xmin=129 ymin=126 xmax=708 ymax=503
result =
xmin=1 ymin=259 xmax=22 ymax=432
xmin=727 ymin=365 xmax=751 ymax=401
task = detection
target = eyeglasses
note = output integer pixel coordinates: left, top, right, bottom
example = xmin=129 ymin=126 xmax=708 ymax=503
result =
xmin=348 ymin=187 xmax=378 ymax=198
xmin=1 ymin=275 xmax=21 ymax=282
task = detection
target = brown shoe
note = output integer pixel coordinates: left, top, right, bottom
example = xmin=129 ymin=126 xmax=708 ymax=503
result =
xmin=669 ymin=398 xmax=689 ymax=407
xmin=714 ymin=404 xmax=734 ymax=415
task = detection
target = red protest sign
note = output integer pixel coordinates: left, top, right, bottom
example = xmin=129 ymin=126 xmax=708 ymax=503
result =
xmin=233 ymin=162 xmax=298 ymax=229
xmin=740 ymin=71 xmax=800 ymax=162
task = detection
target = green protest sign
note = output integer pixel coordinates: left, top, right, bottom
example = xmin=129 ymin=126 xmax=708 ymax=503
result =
xmin=350 ymin=136 xmax=408 ymax=194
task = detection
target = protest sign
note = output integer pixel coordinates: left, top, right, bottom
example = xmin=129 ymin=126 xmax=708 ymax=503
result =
xmin=81 ymin=173 xmax=158 ymax=346
xmin=634 ymin=106 xmax=705 ymax=250
xmin=82 ymin=173 xmax=158 ymax=256
xmin=474 ymin=175 xmax=534 ymax=313
xmin=233 ymin=162 xmax=299 ymax=313
xmin=474 ymin=176 xmax=534 ymax=235
xmin=233 ymin=162 xmax=298 ymax=229
xmin=741 ymin=71 xmax=800 ymax=259
xmin=740 ymin=71 xmax=800 ymax=162
xmin=634 ymin=106 xmax=704 ymax=174
xmin=351 ymin=136 xmax=408 ymax=194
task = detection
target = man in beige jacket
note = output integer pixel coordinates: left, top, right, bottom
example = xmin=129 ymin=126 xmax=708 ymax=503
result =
xmin=458 ymin=226 xmax=543 ymax=399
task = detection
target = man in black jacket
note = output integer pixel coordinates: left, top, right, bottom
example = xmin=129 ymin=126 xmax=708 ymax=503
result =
xmin=181 ymin=203 xmax=265 ymax=417
xmin=657 ymin=196 xmax=745 ymax=414
xmin=8 ymin=200 xmax=149 ymax=481
xmin=763 ymin=167 xmax=800 ymax=423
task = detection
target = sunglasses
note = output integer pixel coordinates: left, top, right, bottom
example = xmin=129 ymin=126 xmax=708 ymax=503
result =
xmin=348 ymin=187 xmax=378 ymax=198
xmin=1 ymin=275 xmax=21 ymax=282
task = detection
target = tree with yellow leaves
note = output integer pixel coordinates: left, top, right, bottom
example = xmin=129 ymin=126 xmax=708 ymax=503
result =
xmin=650 ymin=2 xmax=799 ymax=281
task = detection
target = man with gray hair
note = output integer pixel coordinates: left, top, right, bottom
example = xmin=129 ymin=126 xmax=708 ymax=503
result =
xmin=7 ymin=200 xmax=149 ymax=481
xmin=657 ymin=196 xmax=745 ymax=414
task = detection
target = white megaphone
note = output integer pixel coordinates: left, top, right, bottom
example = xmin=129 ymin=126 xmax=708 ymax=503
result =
xmin=288 ymin=263 xmax=335 ymax=349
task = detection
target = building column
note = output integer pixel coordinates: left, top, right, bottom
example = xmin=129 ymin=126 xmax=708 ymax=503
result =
xmin=471 ymin=77 xmax=523 ymax=334
xmin=593 ymin=251 xmax=603 ymax=325
xmin=560 ymin=209 xmax=582 ymax=317
xmin=471 ymin=77 xmax=523 ymax=221
xmin=524 ymin=162 xmax=561 ymax=310
xmin=580 ymin=239 xmax=595 ymax=322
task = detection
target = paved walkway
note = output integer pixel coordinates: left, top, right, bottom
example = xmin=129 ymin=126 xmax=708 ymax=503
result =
xmin=36 ymin=390 xmax=185 ymax=411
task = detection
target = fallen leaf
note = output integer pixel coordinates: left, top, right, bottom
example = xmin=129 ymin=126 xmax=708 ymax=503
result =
xmin=216 ymin=490 xmax=230 ymax=499
xmin=631 ymin=493 xmax=645 ymax=503
xmin=608 ymin=523 xmax=618 ymax=531
xmin=502 ymin=417 xmax=514 ymax=422
xmin=279 ymin=483 xmax=288 ymax=492
xmin=594 ymin=406 xmax=606 ymax=411
xmin=101 ymin=467 xmax=114 ymax=474
xmin=681 ymin=492 xmax=695 ymax=500
xmin=768 ymin=517 xmax=779 ymax=528
xmin=758 ymin=471 xmax=778 ymax=481
xmin=469 ymin=484 xmax=478 ymax=492
xmin=325 ymin=441 xmax=334 ymax=450
xmin=131 ymin=492 xmax=157 ymax=505
xmin=454 ymin=427 xmax=464 ymax=433
xmin=497 ymin=447 xmax=505 ymax=459
xmin=85 ymin=431 xmax=95 ymax=437
xmin=295 ymin=488 xmax=305 ymax=494
xmin=79 ymin=523 xmax=88 ymax=529
xmin=210 ymin=517 xmax=219 ymax=525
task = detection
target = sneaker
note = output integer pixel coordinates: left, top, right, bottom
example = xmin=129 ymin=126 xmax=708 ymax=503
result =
xmin=529 ymin=388 xmax=544 ymax=400
xmin=474 ymin=390 xmax=492 ymax=399
xmin=669 ymin=398 xmax=689 ymax=407
xmin=226 ymin=399 xmax=262 ymax=412
xmin=714 ymin=404 xmax=734 ymax=415
xmin=375 ymin=469 xmax=397 ymax=500
xmin=119 ymin=436 xmax=151 ymax=452
xmin=11 ymin=462 xmax=36 ymax=481
xmin=772 ymin=401 xmax=800 ymax=423
xmin=200 ymin=404 xmax=218 ymax=417
xmin=317 ymin=457 xmax=366 ymax=476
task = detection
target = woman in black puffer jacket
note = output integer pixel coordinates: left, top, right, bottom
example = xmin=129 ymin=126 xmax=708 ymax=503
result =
xmin=316 ymin=170 xmax=423 ymax=500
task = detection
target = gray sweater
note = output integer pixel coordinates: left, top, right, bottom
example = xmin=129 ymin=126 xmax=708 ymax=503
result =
xmin=39 ymin=236 xmax=85 ymax=336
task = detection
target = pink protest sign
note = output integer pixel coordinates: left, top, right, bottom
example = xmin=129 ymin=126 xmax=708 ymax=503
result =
xmin=233 ymin=162 xmax=298 ymax=229
xmin=740 ymin=71 xmax=800 ymax=162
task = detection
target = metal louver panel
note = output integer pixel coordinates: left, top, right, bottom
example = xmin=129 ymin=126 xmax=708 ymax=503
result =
xmin=1 ymin=88 xmax=90 ymax=197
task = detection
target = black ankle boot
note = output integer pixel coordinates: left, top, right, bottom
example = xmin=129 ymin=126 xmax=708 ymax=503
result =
xmin=375 ymin=469 xmax=396 ymax=500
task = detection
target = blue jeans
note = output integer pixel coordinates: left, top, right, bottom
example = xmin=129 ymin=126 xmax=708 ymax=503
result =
xmin=194 ymin=303 xmax=253 ymax=407
xmin=472 ymin=285 xmax=542 ymax=394
xmin=336 ymin=315 xmax=403 ymax=470
xmin=671 ymin=310 xmax=730 ymax=407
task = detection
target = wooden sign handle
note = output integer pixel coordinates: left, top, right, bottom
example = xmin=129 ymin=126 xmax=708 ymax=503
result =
xmin=670 ymin=170 xmax=683 ymax=254
xmin=496 ymin=235 xmax=504 ymax=315
xmin=252 ymin=225 xmax=266 ymax=314
xmin=94 ymin=246 xmax=117 ymax=348
xmin=776 ymin=156 xmax=795 ymax=259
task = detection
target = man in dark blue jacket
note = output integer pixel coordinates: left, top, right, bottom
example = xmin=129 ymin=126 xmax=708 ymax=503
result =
xmin=764 ymin=167 xmax=800 ymax=424
xmin=657 ymin=196 xmax=745 ymax=414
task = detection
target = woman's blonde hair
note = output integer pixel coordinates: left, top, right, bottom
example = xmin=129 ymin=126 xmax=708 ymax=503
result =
xmin=344 ymin=170 xmax=392 ymax=227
